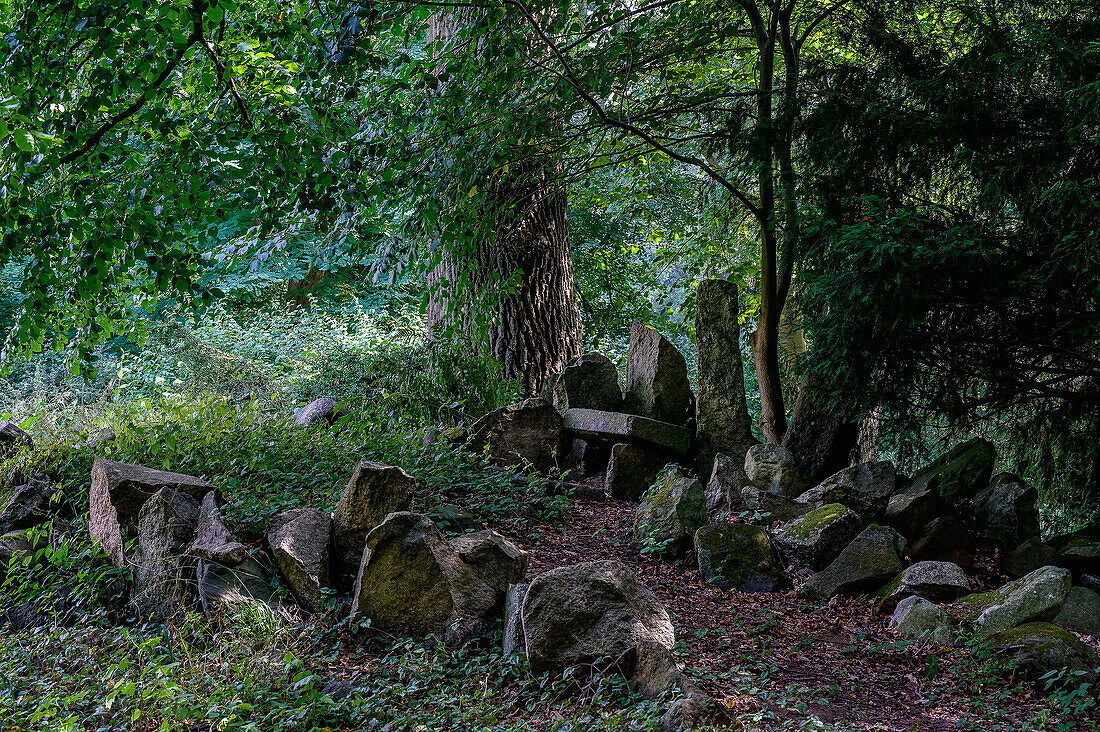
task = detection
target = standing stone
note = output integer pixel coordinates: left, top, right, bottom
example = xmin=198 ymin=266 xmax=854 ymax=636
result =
xmin=774 ymin=503 xmax=862 ymax=571
xmin=293 ymin=397 xmax=337 ymax=428
xmin=196 ymin=556 xmax=283 ymax=619
xmin=543 ymin=353 xmax=623 ymax=413
xmin=694 ymin=279 xmax=755 ymax=480
xmin=803 ymin=525 xmax=907 ymax=600
xmin=705 ymin=452 xmax=749 ymax=515
xmin=468 ymin=397 xmax=565 ymax=473
xmin=0 ymin=421 xmax=33 ymax=459
xmin=605 ymin=443 xmax=656 ymax=501
xmin=796 ymin=461 xmax=896 ymax=521
xmin=192 ymin=492 xmax=248 ymax=565
xmin=780 ymin=373 xmax=859 ymax=484
xmin=744 ymin=444 xmax=804 ymax=497
xmin=909 ymin=438 xmax=996 ymax=498
xmin=269 ymin=508 xmax=332 ymax=613
xmin=521 ymin=560 xmax=678 ymax=698
xmin=973 ymin=473 xmax=1040 ymax=551
xmin=877 ymin=561 xmax=971 ymax=613
xmin=89 ymin=458 xmax=215 ymax=567
xmin=130 ymin=488 xmax=201 ymax=622
xmin=693 ymin=524 xmax=788 ymax=592
xmin=1054 ymin=586 xmax=1100 ymax=637
xmin=633 ymin=466 xmax=706 ymax=553
xmin=502 ymin=583 xmax=529 ymax=656
xmin=332 ymin=459 xmax=416 ymax=585
xmin=623 ymin=323 xmax=694 ymax=426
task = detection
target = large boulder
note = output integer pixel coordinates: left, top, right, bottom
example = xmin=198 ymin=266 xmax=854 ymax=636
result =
xmin=332 ymin=459 xmax=416 ymax=584
xmin=1054 ymin=586 xmax=1100 ymax=637
xmin=987 ymin=622 xmax=1100 ymax=685
xmin=521 ymin=560 xmax=678 ymax=698
xmin=883 ymin=487 xmax=938 ymax=540
xmin=269 ymin=508 xmax=332 ymax=613
xmin=890 ymin=596 xmax=956 ymax=645
xmin=0 ymin=421 xmax=33 ymax=459
xmin=693 ymin=279 xmax=755 ymax=480
xmin=197 ymin=556 xmax=283 ymax=619
xmin=469 ymin=398 xmax=565 ymax=474
xmin=634 ymin=466 xmax=706 ymax=553
xmin=1049 ymin=525 xmax=1100 ymax=579
xmin=90 ymin=458 xmax=215 ymax=567
xmin=740 ymin=485 xmax=811 ymax=523
xmin=1004 ymin=538 xmax=1059 ymax=579
xmin=605 ymin=443 xmax=658 ymax=501
xmin=973 ymin=473 xmax=1040 ymax=550
xmin=564 ymin=409 xmax=692 ymax=456
xmin=192 ymin=492 xmax=248 ymax=565
xmin=0 ymin=484 xmax=51 ymax=535
xmin=130 ymin=488 xmax=201 ymax=622
xmin=543 ymin=353 xmax=623 ymax=414
xmin=910 ymin=515 xmax=975 ymax=569
xmin=796 ymin=461 xmax=896 ymax=521
xmin=744 ymin=444 xmax=804 ymax=497
xmin=780 ymin=374 xmax=859 ymax=484
xmin=803 ymin=525 xmax=906 ymax=601
xmin=956 ymin=565 xmax=1072 ymax=633
xmin=877 ymin=561 xmax=971 ymax=613
xmin=704 ymin=452 xmax=749 ymax=516
xmin=623 ymin=323 xmax=694 ymax=426
xmin=293 ymin=397 xmax=337 ymax=428
xmin=694 ymin=524 xmax=788 ymax=592
xmin=910 ymin=438 xmax=996 ymax=498
xmin=774 ymin=503 xmax=862 ymax=572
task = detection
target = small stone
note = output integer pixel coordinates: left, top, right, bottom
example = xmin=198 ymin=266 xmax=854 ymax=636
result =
xmin=542 ymin=353 xmax=623 ymax=414
xmin=605 ymin=443 xmax=656 ymax=501
xmin=910 ymin=515 xmax=975 ymax=569
xmin=563 ymin=438 xmax=609 ymax=479
xmin=803 ymin=525 xmax=906 ymax=601
xmin=878 ymin=561 xmax=971 ymax=613
xmin=1054 ymin=586 xmax=1100 ymax=637
xmin=987 ymin=622 xmax=1099 ymax=685
xmin=694 ymin=524 xmax=788 ymax=592
xmin=0 ymin=422 xmax=33 ymax=460
xmin=740 ymin=485 xmax=811 ymax=523
xmin=890 ymin=596 xmax=955 ymax=645
xmin=1004 ymin=538 xmax=1059 ymax=578
xmin=623 ymin=323 xmax=694 ymax=426
xmin=197 ymin=556 xmax=283 ymax=619
xmin=0 ymin=484 xmax=51 ymax=535
xmin=774 ymin=503 xmax=862 ymax=571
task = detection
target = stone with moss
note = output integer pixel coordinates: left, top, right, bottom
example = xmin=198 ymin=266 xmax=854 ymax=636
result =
xmin=987 ymin=622 xmax=1099 ymax=684
xmin=877 ymin=561 xmax=971 ymax=613
xmin=890 ymin=596 xmax=956 ymax=645
xmin=883 ymin=487 xmax=938 ymax=540
xmin=796 ymin=461 xmax=896 ymax=521
xmin=954 ymin=565 xmax=1071 ymax=633
xmin=1054 ymin=586 xmax=1100 ymax=637
xmin=774 ymin=503 xmax=862 ymax=571
xmin=909 ymin=438 xmax=996 ymax=498
xmin=634 ymin=465 xmax=706 ymax=554
xmin=1050 ymin=524 xmax=1100 ymax=578
xmin=803 ymin=524 xmax=906 ymax=601
xmin=694 ymin=524 xmax=789 ymax=592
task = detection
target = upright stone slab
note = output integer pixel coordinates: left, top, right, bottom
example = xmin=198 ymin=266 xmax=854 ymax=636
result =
xmin=910 ymin=438 xmax=996 ymax=498
xmin=332 ymin=459 xmax=416 ymax=585
xmin=623 ymin=323 xmax=693 ymax=426
xmin=973 ymin=473 xmax=1040 ymax=550
xmin=543 ymin=353 xmax=623 ymax=413
xmin=269 ymin=508 xmax=332 ymax=613
xmin=780 ymin=373 xmax=859 ymax=484
xmin=90 ymin=458 xmax=215 ymax=567
xmin=605 ymin=443 xmax=656 ymax=501
xmin=884 ymin=487 xmax=938 ymax=540
xmin=744 ymin=444 xmax=804 ymax=497
xmin=130 ymin=488 xmax=201 ymax=622
xmin=694 ymin=279 xmax=755 ymax=480
xmin=705 ymin=452 xmax=749 ymax=515
xmin=468 ymin=397 xmax=565 ymax=473
xmin=192 ymin=492 xmax=248 ymax=565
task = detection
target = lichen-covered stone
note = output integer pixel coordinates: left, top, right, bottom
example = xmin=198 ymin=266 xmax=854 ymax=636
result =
xmin=634 ymin=466 xmax=706 ymax=553
xmin=623 ymin=323 xmax=694 ymax=426
xmin=796 ymin=461 xmax=896 ymax=521
xmin=740 ymin=485 xmax=811 ymax=523
xmin=775 ymin=503 xmax=862 ymax=571
xmin=704 ymin=452 xmax=749 ymax=516
xmin=469 ymin=397 xmax=565 ymax=473
xmin=803 ymin=525 xmax=906 ymax=601
xmin=130 ymin=488 xmax=201 ymax=622
xmin=269 ymin=508 xmax=332 ymax=613
xmin=502 ymin=582 xmax=529 ymax=656
xmin=744 ymin=444 xmax=804 ymax=497
xmin=973 ymin=473 xmax=1040 ymax=550
xmin=1054 ymin=586 xmax=1100 ymax=637
xmin=987 ymin=622 xmax=1099 ymax=684
xmin=694 ymin=524 xmax=788 ymax=592
xmin=332 ymin=459 xmax=416 ymax=585
xmin=956 ymin=565 xmax=1072 ymax=633
xmin=883 ymin=487 xmax=938 ymax=540
xmin=877 ymin=561 xmax=971 ymax=613
xmin=543 ymin=353 xmax=623 ymax=414
xmin=890 ymin=596 xmax=956 ymax=645
xmin=448 ymin=529 xmax=528 ymax=599
xmin=909 ymin=438 xmax=996 ymax=498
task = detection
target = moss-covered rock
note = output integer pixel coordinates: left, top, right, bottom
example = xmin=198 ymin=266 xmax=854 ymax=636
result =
xmin=909 ymin=438 xmax=996 ymax=498
xmin=955 ymin=565 xmax=1071 ymax=633
xmin=987 ymin=622 xmax=1099 ymax=684
xmin=890 ymin=596 xmax=956 ymax=645
xmin=795 ymin=461 xmax=895 ymax=521
xmin=804 ymin=524 xmax=906 ymax=601
xmin=694 ymin=524 xmax=788 ymax=592
xmin=634 ymin=465 xmax=706 ymax=553
xmin=774 ymin=503 xmax=862 ymax=571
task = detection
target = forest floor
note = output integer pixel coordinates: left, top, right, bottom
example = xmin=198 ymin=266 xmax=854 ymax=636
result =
xmin=502 ymin=495 xmax=1100 ymax=732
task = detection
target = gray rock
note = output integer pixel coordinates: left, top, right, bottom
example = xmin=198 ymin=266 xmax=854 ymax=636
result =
xmin=804 ymin=525 xmax=906 ymax=601
xmin=959 ymin=565 xmax=1072 ymax=633
xmin=774 ymin=503 xmax=862 ymax=571
xmin=502 ymin=582 xmax=529 ymax=656
xmin=623 ymin=323 xmax=694 ymax=426
xmin=634 ymin=466 xmax=706 ymax=553
xmin=269 ymin=508 xmax=332 ymax=613
xmin=332 ymin=459 xmax=416 ymax=585
xmin=605 ymin=443 xmax=657 ymax=501
xmin=694 ymin=524 xmax=788 ymax=592
xmin=197 ymin=556 xmax=283 ymax=619
xmin=1082 ymin=574 xmax=1100 ymax=594
xmin=744 ymin=444 xmax=804 ymax=497
xmin=448 ymin=529 xmax=528 ymax=598
xmin=192 ymin=492 xmax=248 ymax=565
xmin=878 ymin=561 xmax=971 ymax=613
xmin=521 ymin=560 xmax=678 ymax=698
xmin=910 ymin=438 xmax=996 ymax=498
xmin=910 ymin=515 xmax=975 ymax=570
xmin=543 ymin=353 xmax=623 ymax=414
xmin=563 ymin=408 xmax=692 ymax=456
xmin=780 ymin=373 xmax=859 ymax=484
xmin=694 ymin=280 xmax=755 ymax=480
xmin=884 ymin=487 xmax=938 ymax=540
xmin=468 ymin=398 xmax=565 ymax=473
xmin=130 ymin=488 xmax=201 ymax=622
xmin=0 ymin=484 xmax=51 ymax=535
xmin=293 ymin=397 xmax=337 ymax=428
xmin=890 ymin=596 xmax=955 ymax=645
xmin=740 ymin=485 xmax=811 ymax=523
xmin=1050 ymin=525 xmax=1100 ymax=578
xmin=988 ymin=622 xmax=1099 ymax=685
xmin=704 ymin=452 xmax=749 ymax=516
xmin=1004 ymin=538 xmax=1059 ymax=578
xmin=89 ymin=457 xmax=215 ymax=567
xmin=0 ymin=421 xmax=33 ymax=459
xmin=796 ymin=460 xmax=896 ymax=521
xmin=1054 ymin=586 xmax=1100 ymax=637
xmin=974 ymin=473 xmax=1040 ymax=550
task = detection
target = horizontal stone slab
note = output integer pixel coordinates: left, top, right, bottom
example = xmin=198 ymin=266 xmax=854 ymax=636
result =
xmin=562 ymin=408 xmax=692 ymax=456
